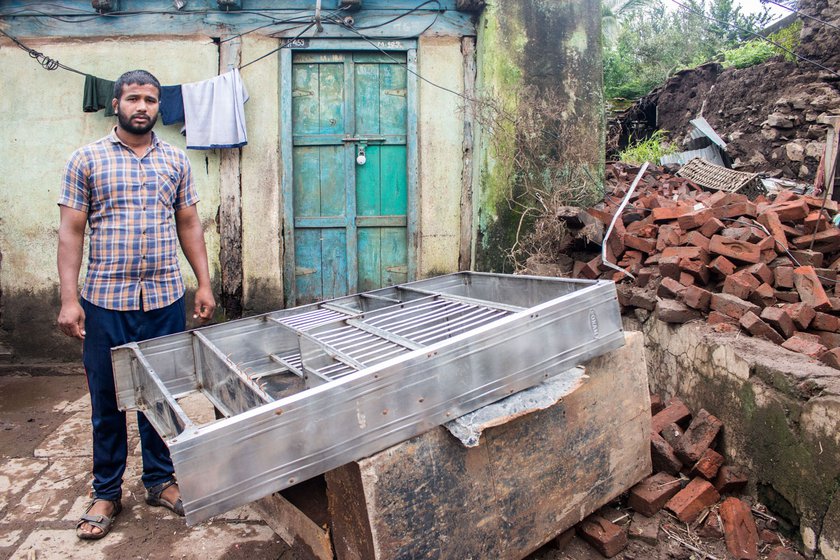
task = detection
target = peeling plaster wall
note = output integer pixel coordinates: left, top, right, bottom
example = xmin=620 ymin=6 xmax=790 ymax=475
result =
xmin=473 ymin=0 xmax=604 ymax=272
xmin=417 ymin=36 xmax=464 ymax=277
xmin=630 ymin=316 xmax=840 ymax=559
xmin=0 ymin=37 xmax=221 ymax=360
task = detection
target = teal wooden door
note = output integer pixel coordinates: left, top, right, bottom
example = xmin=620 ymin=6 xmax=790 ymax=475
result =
xmin=291 ymin=52 xmax=408 ymax=304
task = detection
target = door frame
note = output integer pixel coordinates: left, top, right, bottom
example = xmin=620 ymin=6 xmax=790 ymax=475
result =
xmin=280 ymin=39 xmax=419 ymax=307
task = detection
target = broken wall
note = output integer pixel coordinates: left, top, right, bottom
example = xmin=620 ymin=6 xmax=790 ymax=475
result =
xmin=472 ymin=0 xmax=604 ymax=272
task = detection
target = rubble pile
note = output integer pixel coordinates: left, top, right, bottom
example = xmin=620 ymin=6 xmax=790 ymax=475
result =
xmin=559 ymin=162 xmax=840 ymax=369
xmin=569 ymin=396 xmax=804 ymax=560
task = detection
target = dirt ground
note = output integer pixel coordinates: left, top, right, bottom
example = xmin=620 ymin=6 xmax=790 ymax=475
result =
xmin=0 ymin=369 xmax=293 ymax=560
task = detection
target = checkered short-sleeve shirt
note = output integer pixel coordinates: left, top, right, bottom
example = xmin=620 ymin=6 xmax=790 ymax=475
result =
xmin=59 ymin=128 xmax=199 ymax=311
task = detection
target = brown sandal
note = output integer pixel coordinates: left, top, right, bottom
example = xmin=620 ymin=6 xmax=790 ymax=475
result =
xmin=76 ymin=498 xmax=122 ymax=540
xmin=145 ymin=479 xmax=185 ymax=517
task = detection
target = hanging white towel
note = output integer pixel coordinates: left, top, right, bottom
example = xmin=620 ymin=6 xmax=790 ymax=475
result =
xmin=182 ymin=68 xmax=249 ymax=150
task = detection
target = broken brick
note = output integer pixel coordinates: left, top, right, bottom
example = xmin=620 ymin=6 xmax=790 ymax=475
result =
xmin=820 ymin=348 xmax=840 ymax=370
xmin=793 ymin=266 xmax=831 ymax=310
xmin=764 ymin=199 xmax=809 ymax=222
xmin=628 ymin=472 xmax=682 ymax=517
xmin=657 ymin=277 xmax=686 ymax=299
xmin=652 ymin=398 xmax=692 ymax=434
xmin=760 ymin=307 xmax=796 ymax=338
xmin=678 ymin=208 xmax=714 ymax=230
xmin=811 ymin=311 xmax=840 ymax=333
xmin=713 ymin=201 xmax=757 ymax=219
xmin=652 ymin=205 xmax=690 ymax=222
xmin=651 ymin=432 xmax=683 ymax=476
xmin=781 ymin=334 xmax=827 ymax=359
xmin=792 ymin=228 xmax=840 ymax=253
xmin=720 ymin=497 xmax=759 ymax=560
xmin=691 ymin=448 xmax=725 ymax=480
xmin=723 ymin=271 xmax=760 ymax=300
xmin=628 ymin=513 xmax=660 ymax=545
xmin=683 ymin=285 xmax=712 ymax=310
xmin=708 ymin=311 xmax=737 ymax=326
xmin=813 ymin=330 xmax=840 ymax=350
xmin=662 ymin=246 xmax=709 ymax=261
xmin=623 ymin=234 xmax=657 ymax=254
xmin=697 ymin=512 xmax=724 ymax=539
xmin=715 ymin=465 xmax=749 ymax=494
xmin=665 ymin=477 xmax=720 ymax=523
xmin=789 ymin=249 xmax=823 ymax=268
xmin=710 ymin=293 xmax=761 ymax=320
xmin=741 ymin=311 xmax=785 ymax=344
xmin=674 ymin=409 xmax=724 ymax=464
xmin=774 ymin=290 xmax=800 ymax=303
xmin=757 ymin=211 xmax=789 ymax=252
xmin=661 ymin=422 xmax=684 ymax=448
xmin=784 ymin=303 xmax=816 ymax=330
xmin=657 ymin=299 xmax=702 ymax=323
xmin=744 ymin=263 xmax=774 ymax=285
xmin=659 ymin=255 xmax=682 ymax=280
xmin=679 ymin=272 xmax=696 ymax=287
xmin=774 ymin=266 xmax=795 ymax=289
xmin=748 ymin=283 xmax=777 ymax=308
xmin=685 ymin=231 xmax=711 ymax=251
xmin=760 ymin=529 xmax=782 ymax=545
xmin=709 ymin=255 xmax=737 ymax=277
xmin=577 ymin=515 xmax=628 ymax=558
xmin=679 ymin=258 xmax=710 ymax=285
xmin=699 ymin=217 xmax=725 ymax=238
xmin=803 ymin=210 xmax=829 ymax=234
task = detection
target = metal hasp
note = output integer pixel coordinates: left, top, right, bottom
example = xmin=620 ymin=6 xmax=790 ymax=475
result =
xmin=111 ymin=272 xmax=624 ymax=525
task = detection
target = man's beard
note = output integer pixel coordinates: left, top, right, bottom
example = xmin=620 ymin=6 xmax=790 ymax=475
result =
xmin=116 ymin=106 xmax=157 ymax=134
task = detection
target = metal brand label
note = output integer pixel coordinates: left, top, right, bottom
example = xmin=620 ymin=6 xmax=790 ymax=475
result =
xmin=589 ymin=309 xmax=600 ymax=339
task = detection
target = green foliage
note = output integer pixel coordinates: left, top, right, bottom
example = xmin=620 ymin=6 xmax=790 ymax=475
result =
xmin=603 ymin=0 xmax=778 ymax=100
xmin=720 ymin=19 xmax=802 ymax=68
xmin=617 ymin=131 xmax=677 ymax=164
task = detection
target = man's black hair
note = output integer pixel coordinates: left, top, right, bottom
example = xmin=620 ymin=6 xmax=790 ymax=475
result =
xmin=113 ymin=70 xmax=161 ymax=101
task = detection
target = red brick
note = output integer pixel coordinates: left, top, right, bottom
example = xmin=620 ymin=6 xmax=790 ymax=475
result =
xmin=652 ymin=205 xmax=690 ymax=222
xmin=709 ymin=256 xmax=736 ymax=277
xmin=748 ymin=283 xmax=777 ymax=308
xmin=821 ymin=348 xmax=840 ymax=370
xmin=683 ymin=285 xmax=712 ymax=310
xmin=628 ymin=472 xmax=682 ymax=517
xmin=804 ymin=210 xmax=829 ymax=234
xmin=793 ymin=266 xmax=832 ymax=310
xmin=784 ymin=303 xmax=816 ymax=330
xmin=812 ymin=312 xmax=840 ymax=332
xmin=697 ymin=512 xmax=724 ymax=538
xmin=817 ymin=268 xmax=839 ymax=290
xmin=660 ymin=422 xmax=684 ymax=448
xmin=760 ymin=307 xmax=796 ymax=338
xmin=659 ymin=255 xmax=681 ymax=280
xmin=760 ymin=528 xmax=782 ymax=545
xmin=767 ymin=547 xmax=807 ymax=560
xmin=757 ymin=234 xmax=777 ymax=252
xmin=789 ymin=249 xmax=823 ymax=268
xmin=812 ymin=330 xmax=840 ymax=350
xmin=774 ymin=290 xmax=800 ymax=303
xmin=699 ymin=217 xmax=725 ymax=238
xmin=678 ymin=272 xmax=696 ymax=287
xmin=656 ymin=225 xmax=682 ymax=251
xmin=803 ymin=195 xmax=839 ymax=212
xmin=678 ymin=208 xmax=714 ymax=230
xmin=709 ymin=235 xmax=761 ymax=264
xmin=711 ymin=293 xmax=761 ymax=320
xmin=657 ymin=299 xmax=702 ymax=323
xmin=665 ymin=477 xmax=720 ymax=523
xmin=793 ymin=331 xmax=823 ymax=344
xmin=577 ymin=515 xmax=628 ymax=558
xmin=651 ymin=432 xmax=683 ymax=476
xmin=715 ymin=465 xmax=749 ymax=494
xmin=744 ymin=263 xmax=773 ymax=285
xmin=774 ymin=266 xmax=794 ymax=289
xmin=792 ymin=228 xmax=840 ymax=253
xmin=587 ymin=207 xmax=615 ymax=225
xmin=721 ymin=227 xmax=755 ymax=241
xmin=764 ymin=199 xmax=809 ymax=222
xmin=713 ymin=201 xmax=757 ymax=219
xmin=662 ymin=246 xmax=709 ymax=261
xmin=657 ymin=277 xmax=686 ymax=299
xmin=685 ymin=231 xmax=711 ymax=251
xmin=760 ymin=248 xmax=778 ymax=264
xmin=674 ymin=409 xmax=724 ymax=464
xmin=628 ymin=513 xmax=660 ymax=545
xmin=690 ymin=448 xmax=725 ymax=480
xmin=721 ymin=497 xmax=759 ymax=560
xmin=651 ymin=398 xmax=691 ymax=434
xmin=741 ymin=311 xmax=784 ymax=344
xmin=650 ymin=393 xmax=664 ymax=415
xmin=723 ymin=271 xmax=760 ymax=300
xmin=781 ymin=334 xmax=828 ymax=358
xmin=623 ymin=234 xmax=657 ymax=254
xmin=774 ymin=190 xmax=800 ymax=203
xmin=712 ymin=322 xmax=740 ymax=333
xmin=679 ymin=258 xmax=710 ymax=285
xmin=617 ymin=284 xmax=657 ymax=311
xmin=757 ymin=211 xmax=789 ymax=252
xmin=708 ymin=311 xmax=738 ymax=326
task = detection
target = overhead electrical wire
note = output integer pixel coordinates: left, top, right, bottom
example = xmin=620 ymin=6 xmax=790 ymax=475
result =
xmin=668 ymin=0 xmax=840 ymax=78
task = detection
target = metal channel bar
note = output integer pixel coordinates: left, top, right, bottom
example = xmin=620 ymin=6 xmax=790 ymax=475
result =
xmin=297 ymin=332 xmax=368 ymax=372
xmin=274 ymin=308 xmax=352 ymax=331
xmin=395 ymin=306 xmax=510 ymax=344
xmin=396 ymin=286 xmax=526 ymax=313
xmin=268 ymin=353 xmax=305 ymax=378
xmin=359 ymin=293 xmax=401 ymax=304
xmin=364 ymin=299 xmax=465 ymax=332
xmin=128 ymin=346 xmax=194 ymax=440
xmin=192 ymin=332 xmax=275 ymax=417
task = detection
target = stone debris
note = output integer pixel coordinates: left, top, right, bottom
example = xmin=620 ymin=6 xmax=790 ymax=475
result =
xmin=549 ymin=162 xmax=840 ymax=369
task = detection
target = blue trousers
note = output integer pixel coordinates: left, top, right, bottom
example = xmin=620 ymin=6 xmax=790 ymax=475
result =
xmin=82 ymin=297 xmax=185 ymax=501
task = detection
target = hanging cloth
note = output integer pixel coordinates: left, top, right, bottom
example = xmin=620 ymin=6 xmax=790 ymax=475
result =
xmin=82 ymin=75 xmax=116 ymax=116
xmin=181 ymin=68 xmax=249 ymax=150
xmin=160 ymin=85 xmax=185 ymax=125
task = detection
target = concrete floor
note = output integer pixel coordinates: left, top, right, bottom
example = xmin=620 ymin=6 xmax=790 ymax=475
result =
xmin=0 ymin=370 xmax=293 ymax=560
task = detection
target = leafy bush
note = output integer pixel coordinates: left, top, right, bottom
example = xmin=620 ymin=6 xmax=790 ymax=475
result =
xmin=617 ymin=131 xmax=677 ymax=164
xmin=721 ymin=20 xmax=802 ymax=68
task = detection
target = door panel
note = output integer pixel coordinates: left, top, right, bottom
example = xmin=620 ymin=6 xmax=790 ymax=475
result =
xmin=291 ymin=51 xmax=408 ymax=304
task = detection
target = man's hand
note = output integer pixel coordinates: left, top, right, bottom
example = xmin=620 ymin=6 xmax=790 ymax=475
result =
xmin=57 ymin=301 xmax=86 ymax=339
xmin=193 ymin=286 xmax=216 ymax=323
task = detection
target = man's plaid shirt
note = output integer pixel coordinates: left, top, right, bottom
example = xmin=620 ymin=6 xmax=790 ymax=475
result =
xmin=59 ymin=128 xmax=199 ymax=311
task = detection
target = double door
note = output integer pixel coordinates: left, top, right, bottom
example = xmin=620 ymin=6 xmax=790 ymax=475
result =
xmin=290 ymin=51 xmax=410 ymax=305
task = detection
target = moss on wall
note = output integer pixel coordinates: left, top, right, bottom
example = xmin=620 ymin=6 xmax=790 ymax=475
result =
xmin=473 ymin=0 xmax=605 ymax=272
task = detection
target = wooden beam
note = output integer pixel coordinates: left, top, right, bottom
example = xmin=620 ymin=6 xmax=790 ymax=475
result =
xmin=252 ymin=493 xmax=334 ymax=560
xmin=455 ymin=0 xmax=485 ymax=12
xmin=219 ymin=37 xmax=243 ymax=318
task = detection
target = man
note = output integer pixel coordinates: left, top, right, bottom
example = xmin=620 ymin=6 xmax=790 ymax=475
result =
xmin=57 ymin=70 xmax=216 ymax=540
